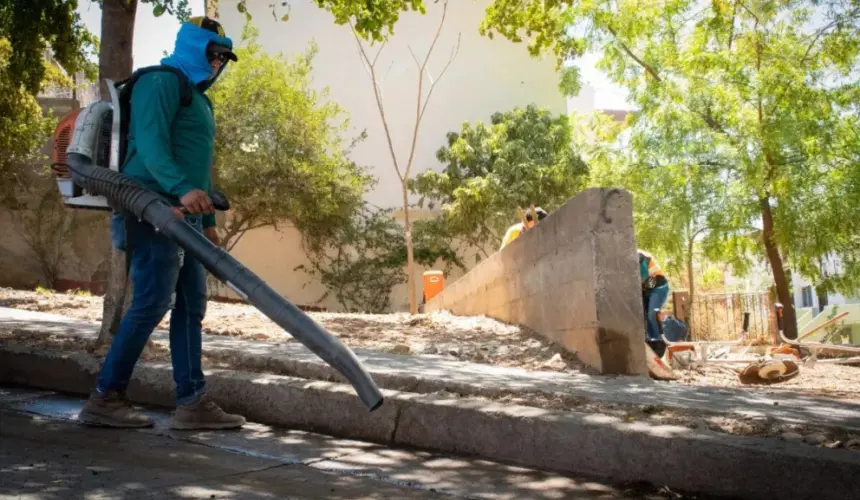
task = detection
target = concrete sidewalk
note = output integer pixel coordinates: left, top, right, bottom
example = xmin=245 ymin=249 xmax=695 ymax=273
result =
xmin=2 ymin=307 xmax=860 ymax=500
xmin=2 ymin=307 xmax=859 ymax=430
xmin=1 ymin=386 xmax=647 ymax=500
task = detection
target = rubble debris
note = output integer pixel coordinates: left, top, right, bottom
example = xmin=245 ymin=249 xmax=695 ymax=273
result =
xmin=1 ymin=288 xmax=858 ymax=398
xmin=738 ymin=360 xmax=800 ymax=385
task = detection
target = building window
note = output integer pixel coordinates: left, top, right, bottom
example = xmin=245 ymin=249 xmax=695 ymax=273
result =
xmin=801 ymin=286 xmax=814 ymax=308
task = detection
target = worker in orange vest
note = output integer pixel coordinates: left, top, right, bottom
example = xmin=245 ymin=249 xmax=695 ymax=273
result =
xmin=639 ymin=249 xmax=670 ymax=351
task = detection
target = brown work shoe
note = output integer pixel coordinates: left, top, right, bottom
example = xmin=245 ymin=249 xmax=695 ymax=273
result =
xmin=171 ymin=395 xmax=246 ymax=430
xmin=78 ymin=391 xmax=154 ymax=428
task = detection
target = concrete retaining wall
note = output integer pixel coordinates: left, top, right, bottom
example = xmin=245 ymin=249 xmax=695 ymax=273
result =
xmin=426 ymin=188 xmax=647 ymax=375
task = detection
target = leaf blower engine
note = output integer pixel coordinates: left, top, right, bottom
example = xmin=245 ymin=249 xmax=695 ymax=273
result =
xmin=49 ymin=78 xmax=384 ymax=412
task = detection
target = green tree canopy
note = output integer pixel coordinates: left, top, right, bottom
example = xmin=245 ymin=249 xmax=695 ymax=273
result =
xmin=208 ymin=26 xmax=371 ymax=252
xmin=0 ymin=0 xmax=97 ymax=94
xmin=483 ymin=0 xmax=860 ymax=337
xmin=0 ymin=38 xmax=56 ymax=206
xmin=577 ymin=110 xmax=746 ymax=302
xmin=411 ymin=104 xmax=588 ymax=256
xmin=296 ymin=204 xmax=463 ymax=313
xmin=106 ymin=0 xmax=426 ymax=41
xmin=233 ymin=0 xmax=427 ymax=41
xmin=0 ymin=1 xmax=97 ymax=206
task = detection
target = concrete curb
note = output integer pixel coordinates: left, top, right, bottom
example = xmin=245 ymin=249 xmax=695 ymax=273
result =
xmin=1 ymin=345 xmax=858 ymax=500
xmin=5 ymin=307 xmax=858 ymax=431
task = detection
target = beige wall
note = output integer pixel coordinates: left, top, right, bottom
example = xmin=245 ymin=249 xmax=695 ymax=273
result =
xmin=0 ymin=186 xmax=109 ymax=291
xmin=0 ymin=97 xmax=109 ymax=291
xmin=215 ymin=0 xmax=565 ymax=311
xmin=221 ymin=211 xmax=487 ymax=312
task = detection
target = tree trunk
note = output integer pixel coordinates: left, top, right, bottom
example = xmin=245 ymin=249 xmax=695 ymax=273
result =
xmin=402 ymin=184 xmax=417 ymax=314
xmin=760 ymin=195 xmax=798 ymax=339
xmin=816 ymin=287 xmax=829 ymax=313
xmin=205 ymin=0 xmax=219 ymax=18
xmin=816 ymin=259 xmax=829 ymax=313
xmin=685 ymin=218 xmax=696 ymax=302
xmin=686 ymin=234 xmax=695 ymax=337
xmin=96 ymin=0 xmax=138 ymax=346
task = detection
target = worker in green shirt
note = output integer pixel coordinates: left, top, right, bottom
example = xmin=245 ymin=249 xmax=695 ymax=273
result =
xmin=79 ymin=17 xmax=245 ymax=431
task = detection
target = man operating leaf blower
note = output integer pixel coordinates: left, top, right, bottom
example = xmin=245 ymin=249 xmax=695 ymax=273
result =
xmin=78 ymin=17 xmax=246 ymax=430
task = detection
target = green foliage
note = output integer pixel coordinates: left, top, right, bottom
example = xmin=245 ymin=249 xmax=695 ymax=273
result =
xmin=94 ymin=1 xmax=192 ymax=21
xmin=0 ymin=0 xmax=98 ymax=94
xmin=0 ymin=38 xmax=55 ymax=207
xmin=235 ymin=0 xmax=426 ymax=41
xmin=700 ymin=265 xmax=725 ymax=292
xmin=208 ymin=25 xmax=370 ymax=251
xmin=297 ymin=205 xmax=464 ymax=313
xmin=150 ymin=0 xmax=427 ymax=40
xmin=484 ymin=1 xmax=860 ymax=300
xmin=575 ymin=109 xmax=745 ymax=294
xmin=411 ymin=104 xmax=588 ymax=254
xmin=141 ymin=0 xmax=192 ymax=20
xmin=0 ymin=1 xmax=97 ymax=207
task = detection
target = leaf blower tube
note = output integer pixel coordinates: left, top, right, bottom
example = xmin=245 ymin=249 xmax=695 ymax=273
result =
xmin=65 ymin=157 xmax=384 ymax=413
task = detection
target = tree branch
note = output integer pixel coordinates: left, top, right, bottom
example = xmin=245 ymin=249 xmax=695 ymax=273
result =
xmin=403 ymin=0 xmax=459 ymax=181
xmin=767 ymin=7 xmax=860 ymax=116
xmin=801 ymin=8 xmax=860 ymax=64
xmin=350 ymin=25 xmax=404 ymax=181
xmin=727 ymin=0 xmax=738 ymax=50
xmin=738 ymin=2 xmax=759 ymax=24
xmin=606 ymin=26 xmax=662 ymax=83
xmin=418 ymin=34 xmax=460 ymax=126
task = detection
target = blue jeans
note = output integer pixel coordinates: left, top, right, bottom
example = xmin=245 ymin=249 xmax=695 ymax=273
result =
xmin=97 ymin=213 xmax=207 ymax=405
xmin=643 ymin=284 xmax=670 ymax=341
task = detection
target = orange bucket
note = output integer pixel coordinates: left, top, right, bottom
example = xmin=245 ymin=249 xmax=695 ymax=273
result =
xmin=422 ymin=270 xmax=445 ymax=302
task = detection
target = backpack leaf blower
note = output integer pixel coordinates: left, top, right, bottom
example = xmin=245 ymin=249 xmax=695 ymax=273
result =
xmin=50 ymin=74 xmax=384 ymax=412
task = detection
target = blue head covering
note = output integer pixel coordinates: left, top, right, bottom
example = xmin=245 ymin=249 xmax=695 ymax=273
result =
xmin=161 ymin=17 xmax=235 ymax=91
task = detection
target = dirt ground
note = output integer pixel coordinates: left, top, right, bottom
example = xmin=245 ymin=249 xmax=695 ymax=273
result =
xmin=1 ymin=288 xmax=858 ymax=401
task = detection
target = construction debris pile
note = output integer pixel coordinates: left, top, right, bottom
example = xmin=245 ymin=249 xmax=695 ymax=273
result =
xmin=656 ymin=305 xmax=860 ymax=388
xmin=1 ymin=288 xmax=858 ymax=399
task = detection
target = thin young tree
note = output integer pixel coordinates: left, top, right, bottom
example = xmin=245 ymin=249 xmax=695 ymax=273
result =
xmin=351 ymin=0 xmax=460 ymax=313
xmin=95 ymin=0 xmax=139 ymax=345
xmin=204 ymin=0 xmax=217 ymax=18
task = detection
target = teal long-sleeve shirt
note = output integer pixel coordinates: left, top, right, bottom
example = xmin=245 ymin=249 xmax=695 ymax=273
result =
xmin=121 ymin=71 xmax=216 ymax=228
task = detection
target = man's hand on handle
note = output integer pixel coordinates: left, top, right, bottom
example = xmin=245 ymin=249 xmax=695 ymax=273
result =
xmin=180 ymin=189 xmax=214 ymax=215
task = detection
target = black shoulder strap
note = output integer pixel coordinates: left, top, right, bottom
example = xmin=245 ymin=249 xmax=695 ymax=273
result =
xmin=118 ymin=65 xmax=193 ymax=107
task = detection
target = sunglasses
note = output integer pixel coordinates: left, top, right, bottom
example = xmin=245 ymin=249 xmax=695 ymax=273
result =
xmin=208 ymin=52 xmax=230 ymax=63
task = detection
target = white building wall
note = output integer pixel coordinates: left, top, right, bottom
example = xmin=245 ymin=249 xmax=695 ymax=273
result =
xmin=791 ymin=255 xmax=859 ymax=310
xmin=567 ymin=84 xmax=596 ymax=114
xmin=793 ymin=281 xmax=860 ymax=310
xmin=219 ymin=0 xmax=566 ymax=208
